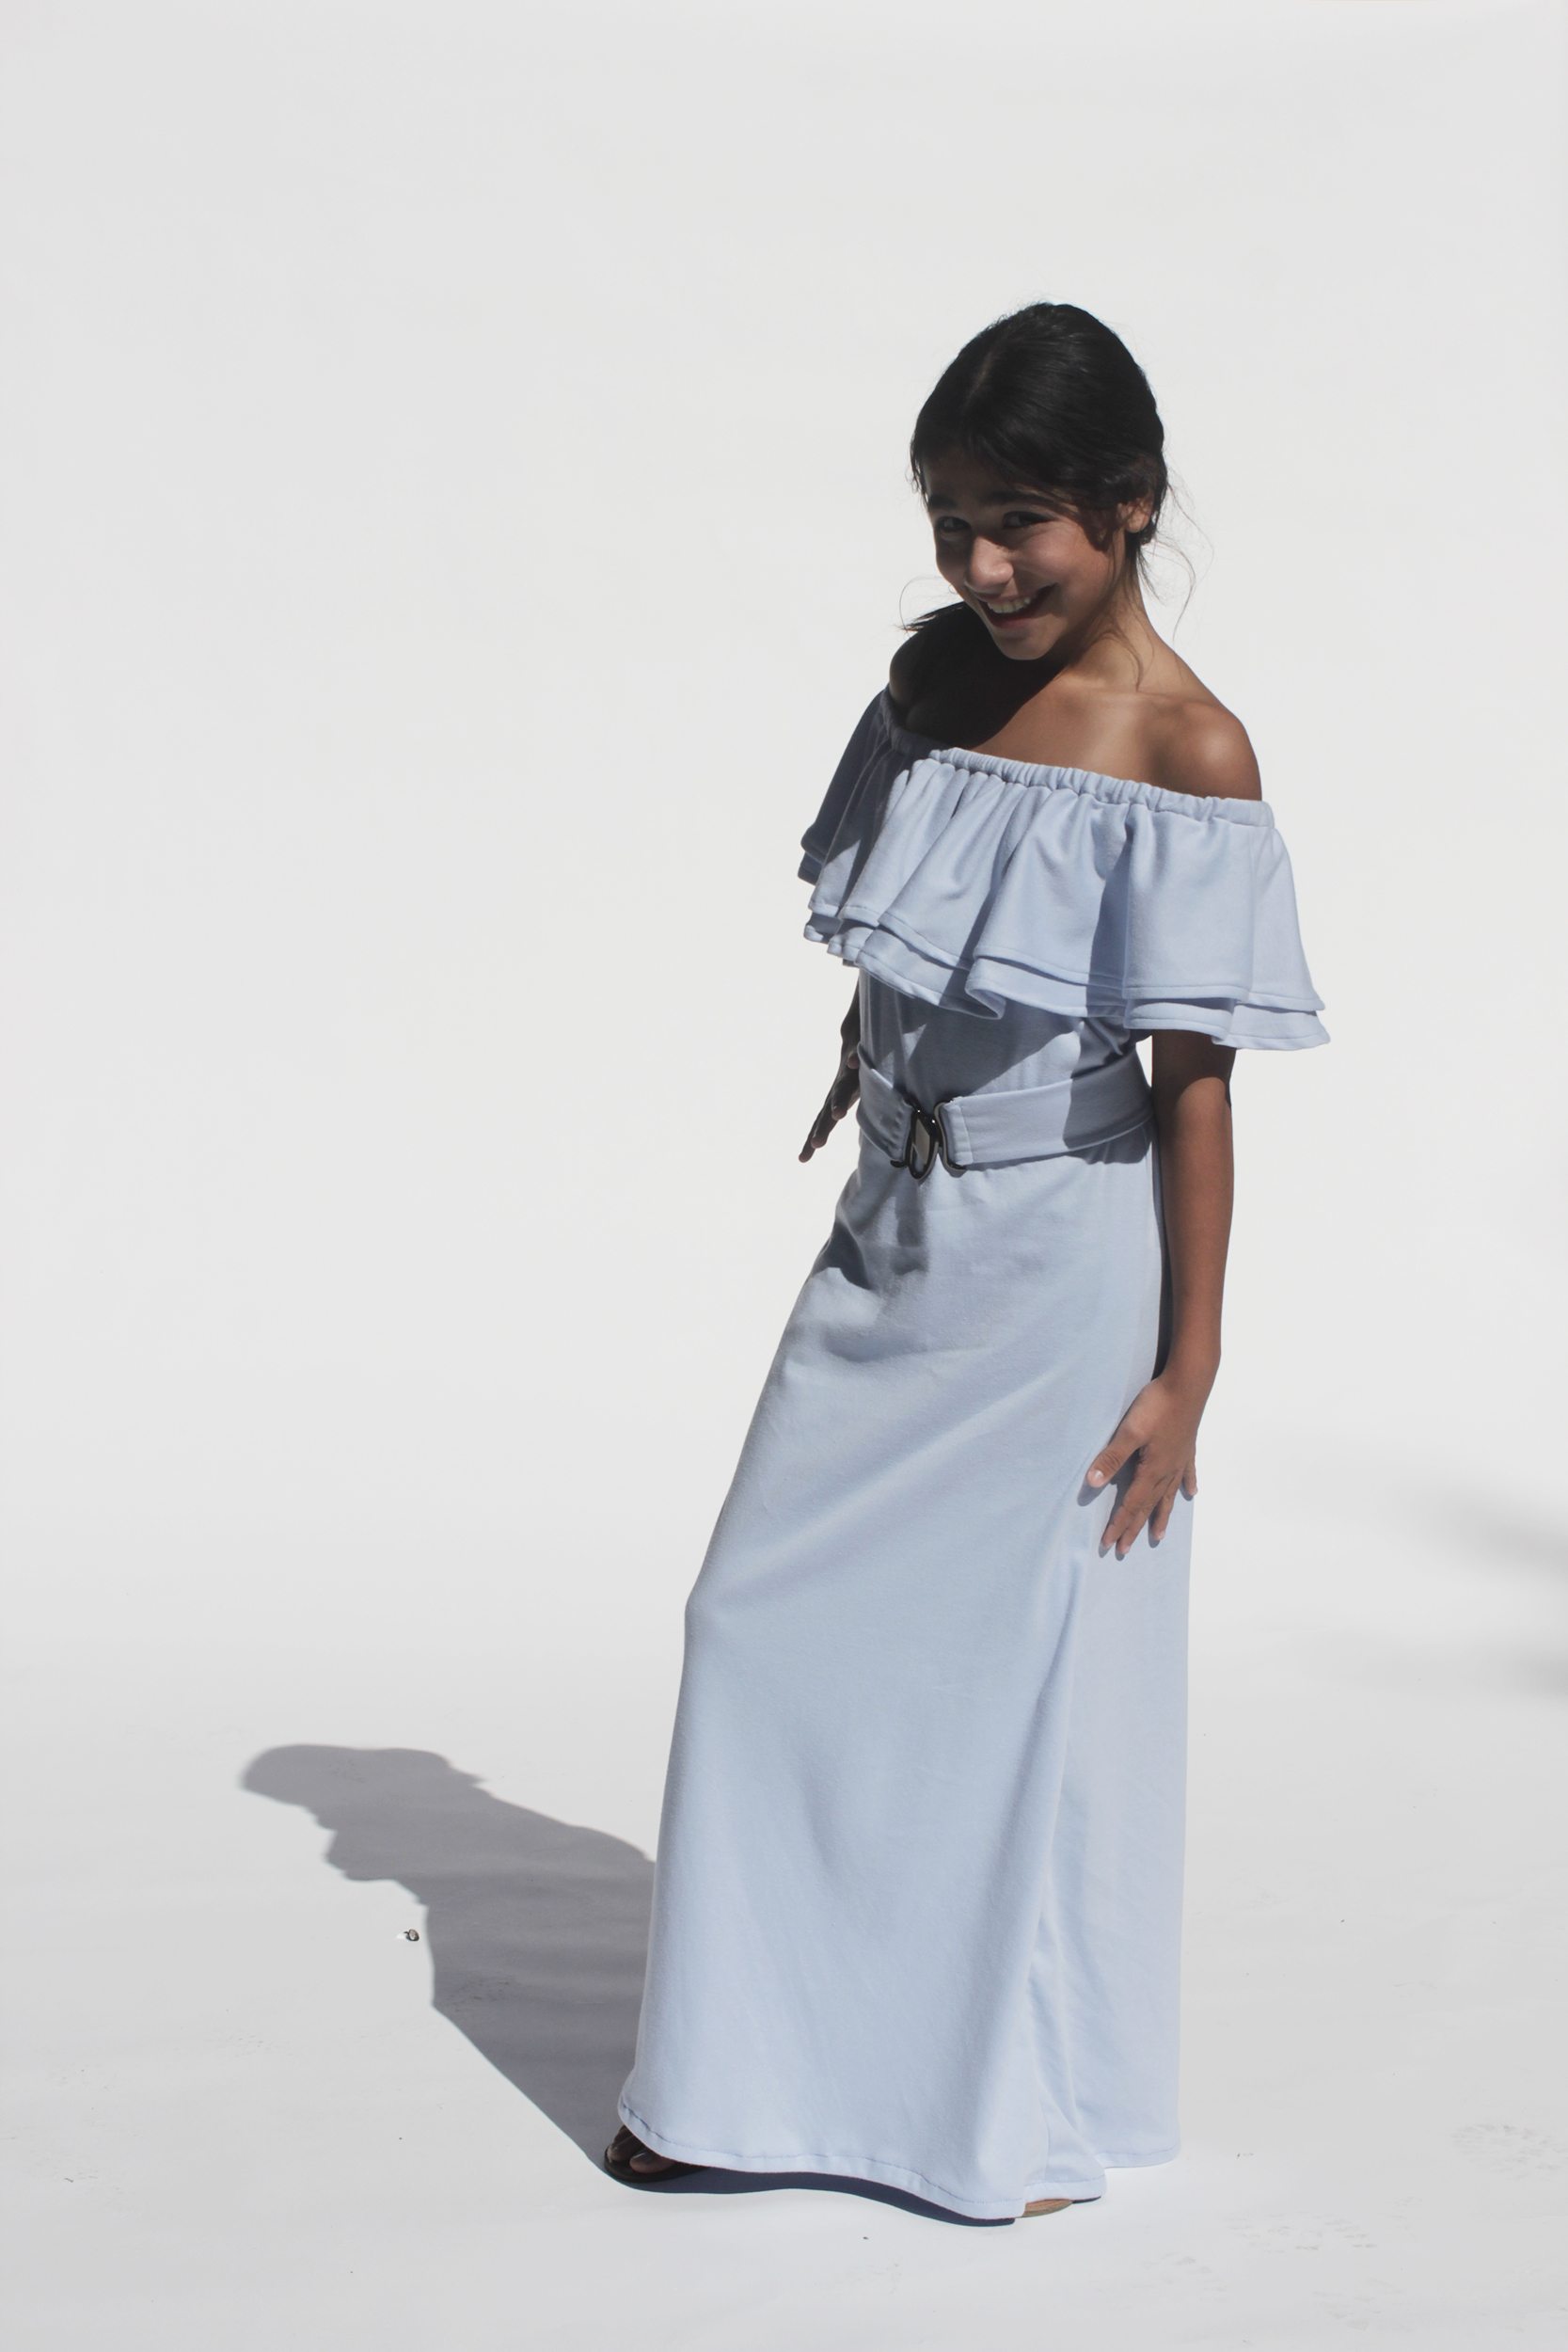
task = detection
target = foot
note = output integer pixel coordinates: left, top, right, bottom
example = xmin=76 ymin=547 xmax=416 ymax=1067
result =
xmin=1023 ymin=2197 xmax=1074 ymax=2217
xmin=604 ymin=2123 xmax=689 ymax=2179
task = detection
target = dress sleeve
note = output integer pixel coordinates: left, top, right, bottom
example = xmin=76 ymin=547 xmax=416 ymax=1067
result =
xmin=798 ymin=696 xmax=891 ymax=884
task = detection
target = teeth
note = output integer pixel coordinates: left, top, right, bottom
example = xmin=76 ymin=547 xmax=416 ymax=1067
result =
xmin=986 ymin=595 xmax=1034 ymax=614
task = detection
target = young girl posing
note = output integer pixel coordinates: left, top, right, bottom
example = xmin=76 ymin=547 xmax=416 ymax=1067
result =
xmin=607 ymin=303 xmax=1324 ymax=2222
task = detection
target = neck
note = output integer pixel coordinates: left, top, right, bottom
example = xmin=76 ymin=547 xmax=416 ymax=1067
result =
xmin=1052 ymin=568 xmax=1162 ymax=689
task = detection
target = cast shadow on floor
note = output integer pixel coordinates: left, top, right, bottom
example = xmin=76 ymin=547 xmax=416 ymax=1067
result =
xmin=243 ymin=1745 xmax=997 ymax=2225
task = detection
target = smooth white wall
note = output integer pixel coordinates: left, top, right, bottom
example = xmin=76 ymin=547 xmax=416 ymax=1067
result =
xmin=3 ymin=0 xmax=1563 ymax=1586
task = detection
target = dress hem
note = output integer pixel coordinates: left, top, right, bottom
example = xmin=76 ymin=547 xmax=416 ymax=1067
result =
xmin=618 ymin=2098 xmax=1175 ymax=2222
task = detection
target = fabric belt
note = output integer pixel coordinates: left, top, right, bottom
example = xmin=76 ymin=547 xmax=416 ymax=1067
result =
xmin=857 ymin=1052 xmax=1153 ymax=1181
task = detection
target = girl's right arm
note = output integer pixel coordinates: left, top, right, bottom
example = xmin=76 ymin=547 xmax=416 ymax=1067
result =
xmin=799 ymin=987 xmax=862 ymax=1161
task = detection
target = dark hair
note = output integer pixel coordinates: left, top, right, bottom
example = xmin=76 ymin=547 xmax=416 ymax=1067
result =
xmin=910 ymin=303 xmax=1168 ymax=572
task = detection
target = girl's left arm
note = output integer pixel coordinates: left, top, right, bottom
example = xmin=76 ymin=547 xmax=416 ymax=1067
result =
xmin=1086 ymin=1030 xmax=1237 ymax=1556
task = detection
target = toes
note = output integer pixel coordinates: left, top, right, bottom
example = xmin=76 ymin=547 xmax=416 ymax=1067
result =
xmin=607 ymin=2124 xmax=677 ymax=2177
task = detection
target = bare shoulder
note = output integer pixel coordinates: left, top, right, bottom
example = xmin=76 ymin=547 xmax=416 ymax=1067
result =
xmin=1149 ymin=695 xmax=1262 ymax=803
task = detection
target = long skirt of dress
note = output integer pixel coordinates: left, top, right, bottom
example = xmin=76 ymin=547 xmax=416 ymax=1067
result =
xmin=618 ymin=1109 xmax=1192 ymax=2221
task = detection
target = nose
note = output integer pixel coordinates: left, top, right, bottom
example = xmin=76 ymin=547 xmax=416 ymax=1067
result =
xmin=962 ymin=537 xmax=1011 ymax=594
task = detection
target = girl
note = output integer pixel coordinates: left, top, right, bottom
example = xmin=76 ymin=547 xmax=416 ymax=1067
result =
xmin=606 ymin=303 xmax=1325 ymax=2222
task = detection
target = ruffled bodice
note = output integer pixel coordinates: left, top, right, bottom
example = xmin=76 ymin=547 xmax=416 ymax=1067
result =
xmin=800 ymin=694 xmax=1326 ymax=1055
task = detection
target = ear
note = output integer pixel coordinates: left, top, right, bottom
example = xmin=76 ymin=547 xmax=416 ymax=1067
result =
xmin=1118 ymin=496 xmax=1154 ymax=540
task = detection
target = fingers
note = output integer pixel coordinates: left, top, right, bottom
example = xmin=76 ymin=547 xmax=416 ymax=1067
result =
xmin=1093 ymin=1382 xmax=1202 ymax=1555
xmin=1104 ymin=1476 xmax=1162 ymax=1558
xmin=1089 ymin=1417 xmax=1146 ymax=1558
xmin=800 ymin=1070 xmax=863 ymax=1162
xmin=1104 ymin=1468 xmax=1188 ymax=1558
xmin=1085 ymin=1426 xmax=1137 ymax=1491
xmin=1101 ymin=1488 xmax=1145 ymax=1558
xmin=799 ymin=1107 xmax=835 ymax=1161
xmin=1147 ymin=1455 xmax=1196 ymax=1544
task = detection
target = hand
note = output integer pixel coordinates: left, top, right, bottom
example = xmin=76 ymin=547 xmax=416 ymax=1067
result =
xmin=1085 ymin=1369 xmax=1209 ymax=1557
xmin=799 ymin=1040 xmax=860 ymax=1162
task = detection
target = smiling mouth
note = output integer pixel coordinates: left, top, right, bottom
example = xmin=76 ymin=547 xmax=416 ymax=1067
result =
xmin=974 ymin=586 xmax=1051 ymax=627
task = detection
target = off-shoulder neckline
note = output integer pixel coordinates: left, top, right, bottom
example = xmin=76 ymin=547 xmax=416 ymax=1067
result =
xmin=877 ymin=692 xmax=1274 ymax=827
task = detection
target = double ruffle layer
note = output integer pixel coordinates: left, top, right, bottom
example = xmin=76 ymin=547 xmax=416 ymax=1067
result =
xmin=800 ymin=695 xmax=1326 ymax=1050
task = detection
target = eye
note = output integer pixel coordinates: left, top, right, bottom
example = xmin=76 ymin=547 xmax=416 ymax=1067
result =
xmin=1002 ymin=509 xmax=1051 ymax=530
xmin=932 ymin=516 xmax=969 ymax=536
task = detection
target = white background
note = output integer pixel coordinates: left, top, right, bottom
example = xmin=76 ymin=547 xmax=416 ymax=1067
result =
xmin=3 ymin=2 xmax=1566 ymax=2344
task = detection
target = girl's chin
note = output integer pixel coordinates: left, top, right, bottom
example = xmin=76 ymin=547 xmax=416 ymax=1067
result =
xmin=985 ymin=618 xmax=1059 ymax=660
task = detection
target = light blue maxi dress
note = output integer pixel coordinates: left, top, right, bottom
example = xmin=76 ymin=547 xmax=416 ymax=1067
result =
xmin=619 ymin=694 xmax=1325 ymax=2221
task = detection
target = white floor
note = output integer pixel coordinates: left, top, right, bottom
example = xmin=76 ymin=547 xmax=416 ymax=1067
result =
xmin=7 ymin=1424 xmax=1564 ymax=2350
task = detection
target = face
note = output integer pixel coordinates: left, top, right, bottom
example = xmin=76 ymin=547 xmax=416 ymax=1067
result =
xmin=923 ymin=450 xmax=1142 ymax=662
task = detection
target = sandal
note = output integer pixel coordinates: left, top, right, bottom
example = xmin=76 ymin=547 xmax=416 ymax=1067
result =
xmin=603 ymin=2123 xmax=701 ymax=2183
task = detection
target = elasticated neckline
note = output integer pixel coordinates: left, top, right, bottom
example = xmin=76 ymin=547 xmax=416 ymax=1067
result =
xmin=879 ymin=693 xmax=1274 ymax=828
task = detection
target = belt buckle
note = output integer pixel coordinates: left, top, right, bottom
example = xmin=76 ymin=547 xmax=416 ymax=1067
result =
xmin=900 ymin=1102 xmax=955 ymax=1183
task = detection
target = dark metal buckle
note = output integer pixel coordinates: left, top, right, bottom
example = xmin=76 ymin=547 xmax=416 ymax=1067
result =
xmin=900 ymin=1102 xmax=956 ymax=1183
